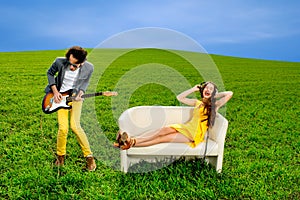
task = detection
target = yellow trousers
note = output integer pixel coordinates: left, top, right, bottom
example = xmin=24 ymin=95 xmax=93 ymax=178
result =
xmin=56 ymin=101 xmax=92 ymax=157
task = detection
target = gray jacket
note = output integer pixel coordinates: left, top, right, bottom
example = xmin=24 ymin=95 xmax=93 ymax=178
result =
xmin=45 ymin=57 xmax=94 ymax=94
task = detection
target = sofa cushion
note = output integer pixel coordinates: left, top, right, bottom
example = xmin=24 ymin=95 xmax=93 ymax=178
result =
xmin=127 ymin=139 xmax=218 ymax=156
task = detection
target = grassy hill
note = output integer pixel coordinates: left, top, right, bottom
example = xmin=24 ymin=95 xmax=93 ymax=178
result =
xmin=0 ymin=49 xmax=299 ymax=199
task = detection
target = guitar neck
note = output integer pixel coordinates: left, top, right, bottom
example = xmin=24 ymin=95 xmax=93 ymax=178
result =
xmin=82 ymin=92 xmax=103 ymax=98
xmin=67 ymin=92 xmax=103 ymax=101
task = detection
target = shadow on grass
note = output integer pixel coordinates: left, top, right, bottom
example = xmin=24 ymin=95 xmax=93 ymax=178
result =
xmin=115 ymin=157 xmax=220 ymax=199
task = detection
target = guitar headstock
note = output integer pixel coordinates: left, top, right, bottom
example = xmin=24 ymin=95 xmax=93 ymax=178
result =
xmin=103 ymin=91 xmax=118 ymax=96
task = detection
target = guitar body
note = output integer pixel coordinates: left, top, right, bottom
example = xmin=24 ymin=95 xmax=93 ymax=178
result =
xmin=42 ymin=90 xmax=118 ymax=114
xmin=42 ymin=90 xmax=73 ymax=114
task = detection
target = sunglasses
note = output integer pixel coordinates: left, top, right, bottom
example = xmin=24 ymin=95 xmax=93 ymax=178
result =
xmin=69 ymin=62 xmax=81 ymax=71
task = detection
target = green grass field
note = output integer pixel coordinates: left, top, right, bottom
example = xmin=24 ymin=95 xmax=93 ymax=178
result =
xmin=0 ymin=49 xmax=299 ymax=199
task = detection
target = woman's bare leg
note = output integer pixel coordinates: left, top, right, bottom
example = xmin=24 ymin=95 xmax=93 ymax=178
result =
xmin=135 ymin=131 xmax=192 ymax=147
xmin=135 ymin=127 xmax=176 ymax=143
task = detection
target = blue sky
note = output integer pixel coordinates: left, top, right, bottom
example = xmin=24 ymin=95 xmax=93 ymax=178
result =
xmin=1 ymin=0 xmax=299 ymax=62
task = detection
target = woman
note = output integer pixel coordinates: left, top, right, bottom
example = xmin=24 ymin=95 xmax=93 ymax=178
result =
xmin=114 ymin=81 xmax=233 ymax=150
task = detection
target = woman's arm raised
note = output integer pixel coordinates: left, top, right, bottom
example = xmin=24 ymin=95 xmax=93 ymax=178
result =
xmin=215 ymin=91 xmax=233 ymax=110
xmin=176 ymin=85 xmax=200 ymax=106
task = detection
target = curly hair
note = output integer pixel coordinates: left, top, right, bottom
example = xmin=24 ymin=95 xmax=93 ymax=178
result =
xmin=198 ymin=82 xmax=218 ymax=127
xmin=65 ymin=46 xmax=88 ymax=64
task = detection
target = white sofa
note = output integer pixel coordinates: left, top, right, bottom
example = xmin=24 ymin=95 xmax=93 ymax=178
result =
xmin=118 ymin=106 xmax=228 ymax=173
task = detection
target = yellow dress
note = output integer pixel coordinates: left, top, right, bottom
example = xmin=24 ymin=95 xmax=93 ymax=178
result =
xmin=169 ymin=100 xmax=208 ymax=148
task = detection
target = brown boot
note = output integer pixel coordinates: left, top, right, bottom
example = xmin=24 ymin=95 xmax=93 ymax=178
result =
xmin=113 ymin=131 xmax=123 ymax=148
xmin=116 ymin=132 xmax=136 ymax=150
xmin=121 ymin=137 xmax=136 ymax=150
xmin=86 ymin=156 xmax=96 ymax=172
xmin=55 ymin=155 xmax=65 ymax=166
xmin=113 ymin=131 xmax=129 ymax=148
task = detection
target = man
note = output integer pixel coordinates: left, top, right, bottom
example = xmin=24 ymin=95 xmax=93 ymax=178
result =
xmin=45 ymin=46 xmax=96 ymax=171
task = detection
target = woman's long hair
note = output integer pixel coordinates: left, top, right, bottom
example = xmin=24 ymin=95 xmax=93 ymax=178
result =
xmin=198 ymin=82 xmax=218 ymax=127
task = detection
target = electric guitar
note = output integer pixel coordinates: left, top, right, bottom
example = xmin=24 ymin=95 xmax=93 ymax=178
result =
xmin=42 ymin=89 xmax=118 ymax=114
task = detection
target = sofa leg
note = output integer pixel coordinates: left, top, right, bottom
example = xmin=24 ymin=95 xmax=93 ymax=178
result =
xmin=216 ymin=155 xmax=223 ymax=173
xmin=205 ymin=156 xmax=222 ymax=173
xmin=206 ymin=155 xmax=223 ymax=173
xmin=120 ymin=151 xmax=128 ymax=173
